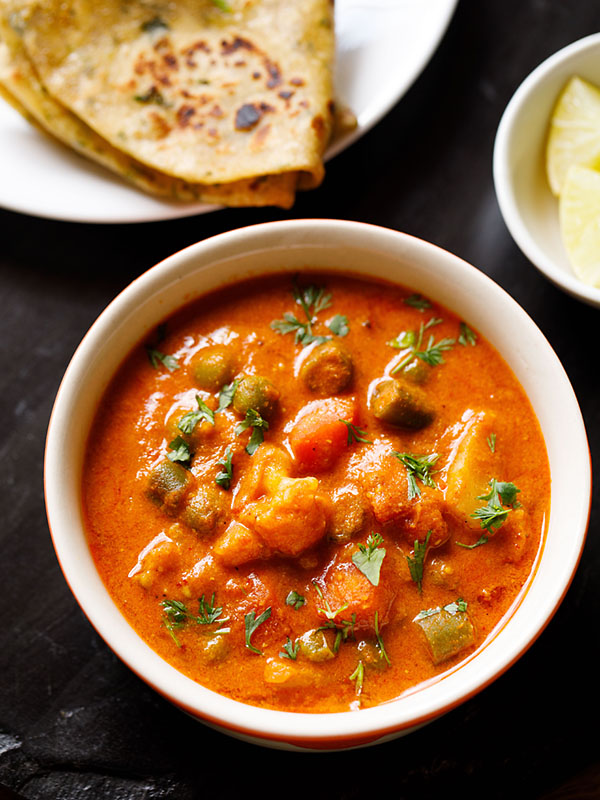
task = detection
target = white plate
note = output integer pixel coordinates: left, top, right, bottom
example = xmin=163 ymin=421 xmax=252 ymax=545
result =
xmin=0 ymin=0 xmax=458 ymax=223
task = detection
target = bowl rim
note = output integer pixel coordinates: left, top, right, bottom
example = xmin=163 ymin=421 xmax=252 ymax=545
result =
xmin=44 ymin=218 xmax=591 ymax=748
xmin=493 ymin=31 xmax=600 ymax=306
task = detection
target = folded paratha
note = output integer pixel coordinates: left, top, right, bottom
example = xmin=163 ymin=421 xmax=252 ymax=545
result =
xmin=0 ymin=0 xmax=336 ymax=207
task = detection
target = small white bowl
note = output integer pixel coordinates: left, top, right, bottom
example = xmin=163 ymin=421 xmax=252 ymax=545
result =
xmin=44 ymin=220 xmax=591 ymax=750
xmin=493 ymin=32 xmax=600 ymax=307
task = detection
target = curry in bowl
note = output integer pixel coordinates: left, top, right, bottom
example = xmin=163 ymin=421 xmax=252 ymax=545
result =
xmin=82 ymin=272 xmax=549 ymax=713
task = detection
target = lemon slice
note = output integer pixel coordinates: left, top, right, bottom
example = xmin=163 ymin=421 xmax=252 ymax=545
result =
xmin=546 ymin=76 xmax=600 ymax=196
xmin=559 ymin=164 xmax=600 ymax=286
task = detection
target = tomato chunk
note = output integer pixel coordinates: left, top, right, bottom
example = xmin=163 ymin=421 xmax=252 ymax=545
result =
xmin=289 ymin=397 xmax=358 ymax=472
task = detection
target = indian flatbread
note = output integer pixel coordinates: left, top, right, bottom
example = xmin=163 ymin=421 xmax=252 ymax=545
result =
xmin=0 ymin=29 xmax=299 ymax=207
xmin=0 ymin=0 xmax=335 ymax=207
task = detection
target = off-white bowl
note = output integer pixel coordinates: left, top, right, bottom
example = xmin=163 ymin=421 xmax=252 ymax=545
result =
xmin=44 ymin=220 xmax=590 ymax=750
xmin=493 ymin=33 xmax=600 ymax=307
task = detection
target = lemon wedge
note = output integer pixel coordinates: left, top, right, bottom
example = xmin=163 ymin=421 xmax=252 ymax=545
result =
xmin=546 ymin=76 xmax=600 ymax=196
xmin=559 ymin=164 xmax=600 ymax=286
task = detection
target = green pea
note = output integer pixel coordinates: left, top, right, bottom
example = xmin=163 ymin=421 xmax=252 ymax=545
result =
xmin=232 ymin=375 xmax=279 ymax=418
xmin=191 ymin=345 xmax=237 ymax=391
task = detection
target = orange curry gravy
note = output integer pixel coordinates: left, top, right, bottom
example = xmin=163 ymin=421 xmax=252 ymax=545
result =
xmin=83 ymin=273 xmax=549 ymax=713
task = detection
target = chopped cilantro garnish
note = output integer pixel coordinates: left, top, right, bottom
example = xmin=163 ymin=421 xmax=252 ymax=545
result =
xmin=375 ymin=610 xmax=391 ymax=665
xmin=146 ymin=346 xmax=180 ymax=372
xmin=389 ymin=317 xmax=454 ymax=374
xmin=235 ymin=408 xmax=269 ymax=455
xmin=178 ymin=395 xmax=215 ymax=434
xmin=352 ymin=534 xmax=386 ymax=586
xmin=244 ymin=608 xmax=271 ymax=654
xmin=327 ymin=314 xmax=349 ymax=337
xmin=340 ymin=419 xmax=372 ymax=445
xmin=458 ymin=322 xmax=478 ymax=346
xmin=167 ymin=436 xmax=193 ymax=466
xmin=280 ymin=637 xmax=299 ymax=660
xmin=406 ymin=530 xmax=432 ymax=593
xmin=215 ymin=445 xmax=234 ymax=489
xmin=161 ymin=594 xmax=230 ymax=647
xmin=457 ymin=479 xmax=521 ymax=548
xmin=404 ymin=293 xmax=432 ymax=311
xmin=349 ymin=660 xmax=364 ymax=694
xmin=217 ymin=379 xmax=238 ymax=412
xmin=414 ymin=598 xmax=468 ymax=621
xmin=271 ymin=278 xmax=333 ymax=347
xmin=285 ymin=590 xmax=306 ymax=610
xmin=394 ymin=452 xmax=439 ymax=499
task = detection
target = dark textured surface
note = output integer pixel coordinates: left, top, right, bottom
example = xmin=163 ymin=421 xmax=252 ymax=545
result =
xmin=1 ymin=1 xmax=598 ymax=797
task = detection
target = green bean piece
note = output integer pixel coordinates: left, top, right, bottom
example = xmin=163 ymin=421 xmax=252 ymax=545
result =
xmin=300 ymin=340 xmax=353 ymax=395
xmin=371 ymin=378 xmax=435 ymax=429
xmin=414 ymin=607 xmax=475 ymax=665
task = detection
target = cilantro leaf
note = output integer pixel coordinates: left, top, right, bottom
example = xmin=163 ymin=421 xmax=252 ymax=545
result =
xmin=271 ymin=278 xmax=333 ymax=347
xmin=235 ymin=408 xmax=269 ymax=455
xmin=161 ymin=594 xmax=229 ymax=646
xmin=167 ymin=436 xmax=193 ymax=466
xmin=327 ymin=314 xmax=349 ymax=337
xmin=458 ymin=321 xmax=478 ymax=346
xmin=414 ymin=598 xmax=468 ymax=621
xmin=217 ymin=379 xmax=239 ymax=412
xmin=352 ymin=534 xmax=386 ymax=586
xmin=472 ymin=479 xmax=520 ymax=533
xmin=146 ymin=346 xmax=180 ymax=372
xmin=375 ymin=609 xmax=391 ymax=665
xmin=197 ymin=594 xmax=230 ymax=630
xmin=394 ymin=452 xmax=439 ymax=499
xmin=404 ymin=293 xmax=432 ymax=311
xmin=178 ymin=395 xmax=215 ymax=434
xmin=244 ymin=607 xmax=272 ymax=654
xmin=215 ymin=445 xmax=234 ymax=489
xmin=389 ymin=317 xmax=453 ymax=374
xmin=349 ymin=660 xmax=365 ymax=695
xmin=458 ymin=479 xmax=521 ymax=547
xmin=340 ymin=419 xmax=372 ymax=445
xmin=414 ymin=335 xmax=455 ymax=367
xmin=285 ymin=590 xmax=306 ymax=610
xmin=406 ymin=530 xmax=432 ymax=593
xmin=280 ymin=637 xmax=299 ymax=660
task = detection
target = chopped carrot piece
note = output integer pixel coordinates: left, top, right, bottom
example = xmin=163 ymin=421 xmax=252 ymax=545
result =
xmin=289 ymin=397 xmax=358 ymax=472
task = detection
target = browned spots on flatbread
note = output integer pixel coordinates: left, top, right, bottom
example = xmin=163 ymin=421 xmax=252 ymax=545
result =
xmin=264 ymin=59 xmax=282 ymax=89
xmin=148 ymin=111 xmax=171 ymax=139
xmin=221 ymin=36 xmax=255 ymax=56
xmin=182 ymin=40 xmax=211 ymax=67
xmin=176 ymin=104 xmax=195 ymax=127
xmin=162 ymin=53 xmax=178 ymax=70
xmin=235 ymin=102 xmax=262 ymax=130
